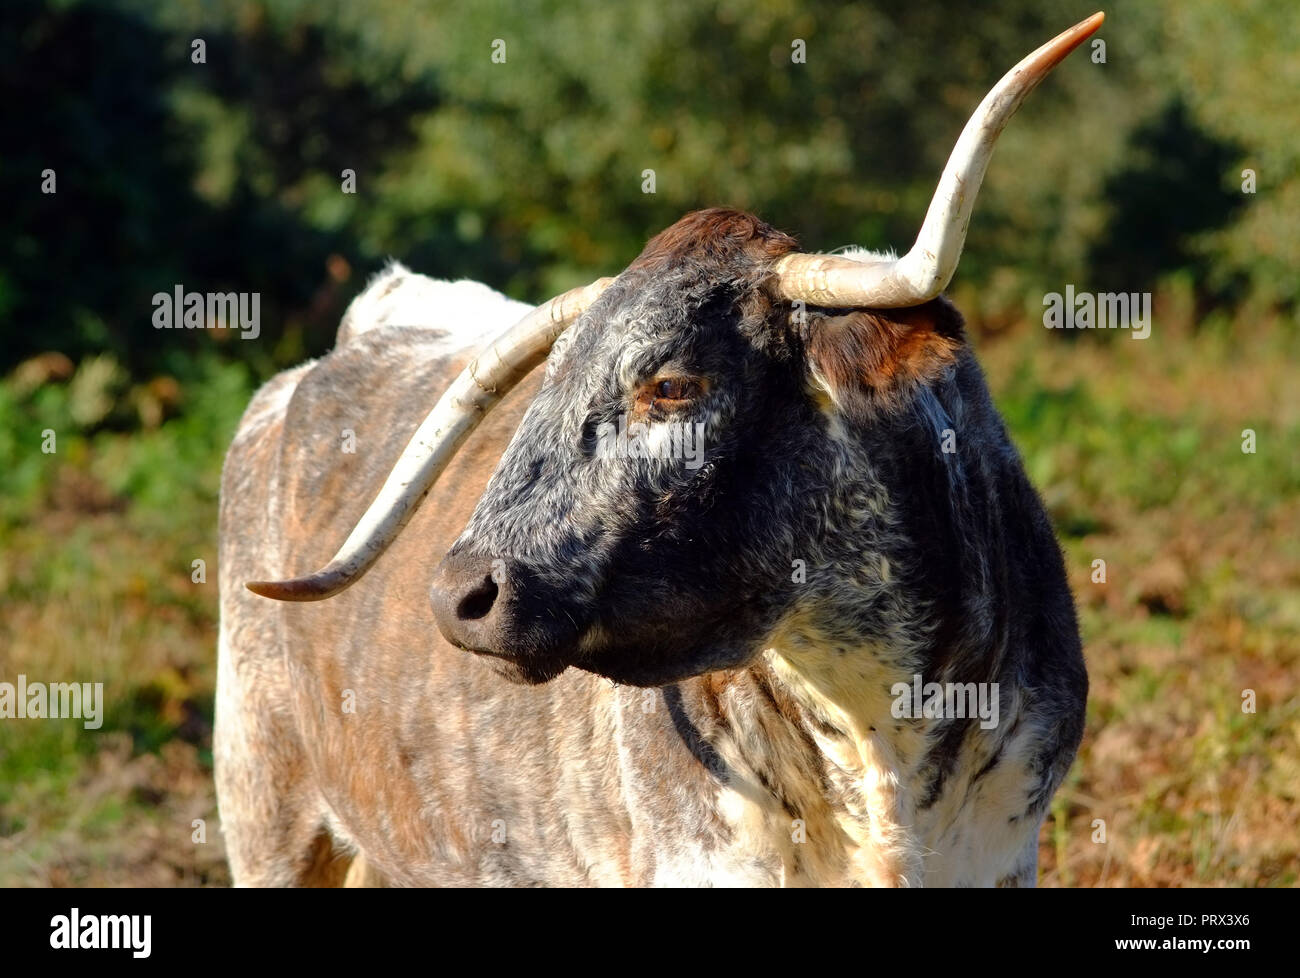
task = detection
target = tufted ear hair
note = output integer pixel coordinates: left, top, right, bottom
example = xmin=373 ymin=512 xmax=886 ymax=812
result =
xmin=800 ymin=296 xmax=966 ymax=417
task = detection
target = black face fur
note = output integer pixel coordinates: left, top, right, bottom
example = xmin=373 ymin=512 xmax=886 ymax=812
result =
xmin=430 ymin=207 xmax=1008 ymax=688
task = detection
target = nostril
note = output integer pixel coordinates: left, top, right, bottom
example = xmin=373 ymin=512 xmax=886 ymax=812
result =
xmin=456 ymin=574 xmax=499 ymax=622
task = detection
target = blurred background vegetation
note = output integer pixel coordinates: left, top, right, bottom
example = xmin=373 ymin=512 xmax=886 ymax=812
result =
xmin=0 ymin=0 xmax=1296 ymax=885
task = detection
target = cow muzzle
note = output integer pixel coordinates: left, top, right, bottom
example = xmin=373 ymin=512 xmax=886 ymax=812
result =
xmin=429 ymin=552 xmax=579 ymax=684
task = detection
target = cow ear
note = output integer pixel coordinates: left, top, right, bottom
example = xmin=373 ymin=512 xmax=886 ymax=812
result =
xmin=799 ymin=296 xmax=966 ymax=416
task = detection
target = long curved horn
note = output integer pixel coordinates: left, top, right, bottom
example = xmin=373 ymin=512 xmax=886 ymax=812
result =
xmin=774 ymin=11 xmax=1104 ymax=308
xmin=247 ymin=277 xmax=614 ymax=601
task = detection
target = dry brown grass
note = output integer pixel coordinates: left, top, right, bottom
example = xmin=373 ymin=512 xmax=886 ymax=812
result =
xmin=1 ymin=308 xmax=1296 ymax=887
xmin=975 ymin=313 xmax=1300 ymax=887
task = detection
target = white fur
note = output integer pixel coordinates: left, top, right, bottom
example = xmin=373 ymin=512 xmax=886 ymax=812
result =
xmin=337 ymin=260 xmax=532 ymax=352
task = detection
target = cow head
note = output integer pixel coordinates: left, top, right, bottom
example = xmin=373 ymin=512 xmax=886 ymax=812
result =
xmin=427 ymin=209 xmax=964 ymax=684
xmin=247 ymin=15 xmax=1103 ymax=685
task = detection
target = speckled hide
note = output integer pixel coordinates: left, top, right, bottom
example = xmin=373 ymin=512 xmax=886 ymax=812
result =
xmin=216 ymin=211 xmax=1086 ymax=887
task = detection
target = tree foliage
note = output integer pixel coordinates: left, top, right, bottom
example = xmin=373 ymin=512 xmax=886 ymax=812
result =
xmin=2 ymin=0 xmax=1291 ymax=378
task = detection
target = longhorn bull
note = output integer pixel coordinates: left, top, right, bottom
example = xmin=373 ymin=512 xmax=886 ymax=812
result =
xmin=216 ymin=13 xmax=1101 ymax=887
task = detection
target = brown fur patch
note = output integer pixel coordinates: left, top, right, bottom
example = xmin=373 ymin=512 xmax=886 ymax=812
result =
xmin=804 ymin=299 xmax=966 ymax=415
xmin=298 ymin=830 xmax=352 ymax=887
xmin=629 ymin=208 xmax=798 ymax=272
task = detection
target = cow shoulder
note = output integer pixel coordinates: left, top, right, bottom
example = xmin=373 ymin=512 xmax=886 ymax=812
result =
xmin=336 ymin=261 xmax=531 ymax=348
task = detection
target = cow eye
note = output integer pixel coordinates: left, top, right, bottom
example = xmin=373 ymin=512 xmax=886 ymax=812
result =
xmin=656 ymin=378 xmax=700 ymax=401
xmin=633 ymin=375 xmax=708 ymax=415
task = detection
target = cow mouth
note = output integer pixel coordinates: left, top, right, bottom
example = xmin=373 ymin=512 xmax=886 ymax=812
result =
xmin=435 ymin=624 xmax=575 ymax=684
xmin=456 ymin=642 xmax=570 ymax=685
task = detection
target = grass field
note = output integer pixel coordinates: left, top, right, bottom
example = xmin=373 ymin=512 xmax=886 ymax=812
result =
xmin=1 ymin=302 xmax=1297 ymax=887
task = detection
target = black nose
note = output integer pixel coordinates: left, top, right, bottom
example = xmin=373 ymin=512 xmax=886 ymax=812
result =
xmin=429 ymin=551 xmax=577 ymax=681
